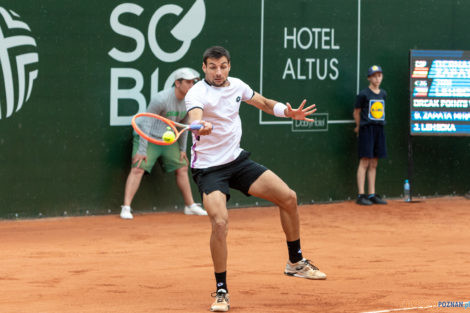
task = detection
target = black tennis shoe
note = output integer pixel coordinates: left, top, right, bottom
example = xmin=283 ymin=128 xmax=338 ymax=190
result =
xmin=356 ymin=194 xmax=373 ymax=205
xmin=368 ymin=194 xmax=387 ymax=204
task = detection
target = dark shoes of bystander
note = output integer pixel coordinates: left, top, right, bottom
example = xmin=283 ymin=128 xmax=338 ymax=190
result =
xmin=356 ymin=194 xmax=373 ymax=205
xmin=368 ymin=194 xmax=387 ymax=204
xmin=356 ymin=194 xmax=387 ymax=205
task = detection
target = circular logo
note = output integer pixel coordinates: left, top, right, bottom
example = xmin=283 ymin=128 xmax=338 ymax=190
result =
xmin=370 ymin=101 xmax=384 ymax=119
xmin=0 ymin=7 xmax=39 ymax=120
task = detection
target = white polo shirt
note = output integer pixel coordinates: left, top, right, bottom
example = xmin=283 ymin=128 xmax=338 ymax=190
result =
xmin=185 ymin=77 xmax=254 ymax=169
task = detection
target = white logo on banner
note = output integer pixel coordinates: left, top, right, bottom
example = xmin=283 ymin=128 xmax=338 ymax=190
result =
xmin=108 ymin=0 xmax=205 ymax=126
xmin=0 ymin=7 xmax=39 ymax=120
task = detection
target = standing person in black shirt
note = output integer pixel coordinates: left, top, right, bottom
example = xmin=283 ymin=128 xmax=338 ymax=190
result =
xmin=353 ymin=65 xmax=388 ymax=205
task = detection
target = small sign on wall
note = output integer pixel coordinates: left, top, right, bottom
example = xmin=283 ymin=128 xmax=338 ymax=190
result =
xmin=291 ymin=113 xmax=328 ymax=132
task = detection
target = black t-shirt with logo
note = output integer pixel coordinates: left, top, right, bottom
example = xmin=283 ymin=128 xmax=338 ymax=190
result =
xmin=354 ymin=87 xmax=387 ymax=126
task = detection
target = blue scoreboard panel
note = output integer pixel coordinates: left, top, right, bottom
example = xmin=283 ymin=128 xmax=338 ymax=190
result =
xmin=410 ymin=50 xmax=470 ymax=136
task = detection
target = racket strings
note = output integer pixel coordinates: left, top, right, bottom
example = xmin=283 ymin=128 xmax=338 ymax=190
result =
xmin=135 ymin=115 xmax=172 ymax=141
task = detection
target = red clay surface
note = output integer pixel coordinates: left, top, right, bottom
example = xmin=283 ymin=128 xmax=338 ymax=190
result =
xmin=1 ymin=197 xmax=469 ymax=313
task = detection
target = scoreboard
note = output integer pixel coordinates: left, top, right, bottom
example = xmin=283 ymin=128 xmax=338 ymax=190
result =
xmin=410 ymin=50 xmax=470 ymax=136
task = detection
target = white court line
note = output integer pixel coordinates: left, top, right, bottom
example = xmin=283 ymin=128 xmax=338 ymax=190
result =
xmin=362 ymin=305 xmax=436 ymax=313
xmin=259 ymin=0 xmax=264 ymax=96
xmin=328 ymin=119 xmax=355 ymax=124
xmin=356 ymin=0 xmax=361 ymax=94
xmin=259 ymin=0 xmax=265 ymax=125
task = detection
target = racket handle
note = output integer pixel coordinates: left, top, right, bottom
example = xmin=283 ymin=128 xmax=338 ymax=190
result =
xmin=189 ymin=124 xmax=203 ymax=130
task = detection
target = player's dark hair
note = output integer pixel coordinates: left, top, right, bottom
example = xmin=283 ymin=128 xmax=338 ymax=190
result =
xmin=203 ymin=46 xmax=231 ymax=65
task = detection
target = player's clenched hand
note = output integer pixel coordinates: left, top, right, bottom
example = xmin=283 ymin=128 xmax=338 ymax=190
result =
xmin=195 ymin=120 xmax=213 ymax=136
xmin=132 ymin=154 xmax=147 ymax=168
xmin=285 ymin=99 xmax=317 ymax=122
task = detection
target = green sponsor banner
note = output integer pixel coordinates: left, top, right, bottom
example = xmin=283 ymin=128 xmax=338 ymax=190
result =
xmin=0 ymin=0 xmax=264 ymax=218
xmin=0 ymin=0 xmax=469 ymax=218
xmin=260 ymin=0 xmax=358 ymax=125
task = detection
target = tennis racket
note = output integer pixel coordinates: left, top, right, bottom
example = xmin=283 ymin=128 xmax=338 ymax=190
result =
xmin=131 ymin=113 xmax=202 ymax=146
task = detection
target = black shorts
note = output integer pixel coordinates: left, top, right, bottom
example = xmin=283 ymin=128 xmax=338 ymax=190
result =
xmin=191 ymin=150 xmax=268 ymax=201
xmin=358 ymin=124 xmax=387 ymax=158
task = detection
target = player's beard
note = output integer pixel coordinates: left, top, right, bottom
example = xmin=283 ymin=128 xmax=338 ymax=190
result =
xmin=209 ymin=76 xmax=228 ymax=87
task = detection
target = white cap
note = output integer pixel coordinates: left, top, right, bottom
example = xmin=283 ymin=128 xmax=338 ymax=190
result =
xmin=173 ymin=67 xmax=200 ymax=81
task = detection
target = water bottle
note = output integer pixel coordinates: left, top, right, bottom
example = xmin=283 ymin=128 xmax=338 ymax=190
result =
xmin=404 ymin=179 xmax=411 ymax=202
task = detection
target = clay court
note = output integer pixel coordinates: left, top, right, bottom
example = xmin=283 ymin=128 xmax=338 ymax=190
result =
xmin=1 ymin=197 xmax=469 ymax=313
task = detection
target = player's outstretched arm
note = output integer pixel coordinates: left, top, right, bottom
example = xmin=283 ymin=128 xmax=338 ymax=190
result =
xmin=245 ymin=92 xmax=316 ymax=121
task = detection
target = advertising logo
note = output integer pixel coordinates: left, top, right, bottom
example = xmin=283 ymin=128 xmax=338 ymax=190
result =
xmin=0 ymin=7 xmax=38 ymax=120
xmin=108 ymin=0 xmax=205 ymax=126
xmin=147 ymin=0 xmax=205 ymax=63
xmin=369 ymin=100 xmax=385 ymax=120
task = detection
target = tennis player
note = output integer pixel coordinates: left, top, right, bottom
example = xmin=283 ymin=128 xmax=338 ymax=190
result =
xmin=120 ymin=68 xmax=207 ymax=219
xmin=185 ymin=46 xmax=327 ymax=312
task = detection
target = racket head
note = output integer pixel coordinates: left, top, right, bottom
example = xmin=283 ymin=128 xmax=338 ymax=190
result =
xmin=132 ymin=113 xmax=180 ymax=145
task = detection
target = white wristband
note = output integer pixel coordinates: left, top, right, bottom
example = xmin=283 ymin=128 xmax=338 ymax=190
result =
xmin=273 ymin=102 xmax=287 ymax=117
